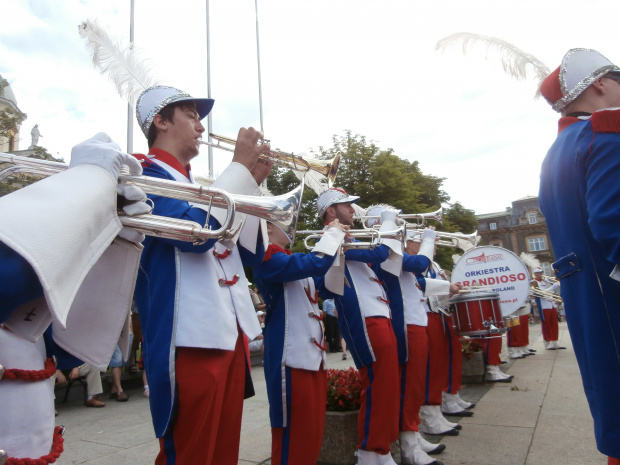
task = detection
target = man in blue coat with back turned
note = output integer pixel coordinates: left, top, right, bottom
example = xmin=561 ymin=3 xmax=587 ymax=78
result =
xmin=539 ymin=48 xmax=620 ymax=465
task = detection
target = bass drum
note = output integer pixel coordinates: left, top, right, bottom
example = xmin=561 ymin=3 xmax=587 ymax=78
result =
xmin=450 ymin=246 xmax=531 ymax=317
xmin=449 ymin=291 xmax=505 ymax=337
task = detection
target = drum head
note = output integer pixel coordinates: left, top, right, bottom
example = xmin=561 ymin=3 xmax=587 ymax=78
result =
xmin=451 ymin=246 xmax=530 ymax=316
xmin=450 ymin=291 xmax=500 ymax=304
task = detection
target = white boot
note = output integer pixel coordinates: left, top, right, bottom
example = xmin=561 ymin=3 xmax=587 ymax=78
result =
xmin=550 ymin=340 xmax=566 ymax=350
xmin=544 ymin=340 xmax=552 ymax=350
xmin=508 ymin=347 xmax=525 ymax=359
xmin=519 ymin=347 xmax=533 ymax=356
xmin=441 ymin=392 xmax=473 ymax=416
xmin=525 ymin=345 xmax=536 ymax=353
xmin=399 ymin=431 xmax=441 ymax=465
xmin=453 ymin=392 xmax=475 ymax=410
xmin=485 ymin=364 xmax=513 ymax=382
xmin=356 ymin=448 xmax=398 ymax=465
xmin=419 ymin=405 xmax=459 ymax=435
xmin=438 ymin=412 xmax=461 ymax=431
xmin=415 ymin=431 xmax=446 ymax=455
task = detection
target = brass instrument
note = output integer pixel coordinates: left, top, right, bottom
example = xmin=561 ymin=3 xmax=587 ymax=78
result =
xmin=298 ymin=224 xmax=408 ymax=251
xmin=0 ymin=152 xmax=302 ymax=243
xmin=357 ymin=207 xmax=444 ymax=227
xmin=201 ymin=133 xmax=340 ymax=187
xmin=408 ymin=229 xmax=479 ymax=249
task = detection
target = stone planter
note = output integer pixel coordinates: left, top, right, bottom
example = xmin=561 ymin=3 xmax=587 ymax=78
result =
xmin=461 ymin=351 xmax=485 ymax=384
xmin=318 ymin=409 xmax=359 ymax=465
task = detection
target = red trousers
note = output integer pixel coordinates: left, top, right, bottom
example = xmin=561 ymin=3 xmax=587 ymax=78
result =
xmin=507 ymin=315 xmax=530 ymax=347
xmin=443 ymin=315 xmax=462 ymax=395
xmin=358 ymin=317 xmax=400 ymax=454
xmin=271 ymin=367 xmax=327 ymax=465
xmin=156 ymin=334 xmax=247 ymax=465
xmin=482 ymin=336 xmax=502 ymax=366
xmin=399 ymin=325 xmax=428 ymax=432
xmin=541 ymin=307 xmax=559 ymax=341
xmin=425 ymin=313 xmax=449 ymax=405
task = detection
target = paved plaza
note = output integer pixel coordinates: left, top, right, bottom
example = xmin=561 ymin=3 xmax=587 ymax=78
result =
xmin=52 ymin=321 xmax=606 ymax=465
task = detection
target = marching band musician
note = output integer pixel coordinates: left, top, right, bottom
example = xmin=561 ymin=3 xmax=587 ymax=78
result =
xmin=1 ymin=133 xmax=149 ymax=463
xmin=363 ymin=206 xmax=447 ymax=465
xmin=315 ymin=189 xmax=402 ymax=465
xmin=531 ymin=267 xmax=565 ymax=350
xmin=409 ymin=241 xmax=469 ymax=436
xmin=506 ymin=300 xmax=536 ymax=359
xmin=131 ymin=86 xmax=271 ymax=465
xmin=539 ymin=48 xmax=620 ymax=464
xmin=252 ymin=220 xmax=346 ymax=465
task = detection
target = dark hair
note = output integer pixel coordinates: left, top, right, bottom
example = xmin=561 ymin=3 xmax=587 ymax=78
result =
xmin=146 ymin=101 xmax=198 ymax=148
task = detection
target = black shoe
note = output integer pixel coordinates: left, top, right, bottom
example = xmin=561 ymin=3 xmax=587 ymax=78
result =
xmin=443 ymin=409 xmax=474 ymax=417
xmin=500 ymin=360 xmax=508 ymax=364
xmin=557 ymin=346 xmax=567 ymax=349
xmin=528 ymin=349 xmax=537 ymax=353
xmin=427 ymin=444 xmax=446 ymax=455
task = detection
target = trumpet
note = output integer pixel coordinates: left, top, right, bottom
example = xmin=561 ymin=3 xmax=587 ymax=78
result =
xmin=0 ymin=152 xmax=302 ymax=243
xmin=299 ymin=224 xmax=408 ymax=251
xmin=407 ymin=229 xmax=479 ymax=249
xmin=201 ymin=133 xmax=340 ymax=187
xmin=357 ymin=207 xmax=443 ymax=228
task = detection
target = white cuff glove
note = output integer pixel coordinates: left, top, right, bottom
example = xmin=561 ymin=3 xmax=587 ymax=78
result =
xmin=70 ymin=132 xmax=148 ymax=243
xmin=418 ymin=228 xmax=438 ymax=261
xmin=380 ymin=208 xmax=399 ymax=224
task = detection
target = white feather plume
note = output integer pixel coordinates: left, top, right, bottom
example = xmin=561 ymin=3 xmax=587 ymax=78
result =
xmin=520 ymin=252 xmax=541 ymax=269
xmin=293 ymin=170 xmax=330 ymax=196
xmin=79 ymin=19 xmax=160 ymax=104
xmin=435 ymin=32 xmax=550 ymax=97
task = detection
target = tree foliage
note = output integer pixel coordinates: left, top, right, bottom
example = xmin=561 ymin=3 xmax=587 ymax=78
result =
xmin=265 ymin=130 xmax=478 ymax=270
xmin=0 ymin=78 xmax=27 ymax=140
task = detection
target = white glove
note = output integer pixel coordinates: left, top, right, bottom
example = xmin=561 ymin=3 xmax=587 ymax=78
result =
xmin=380 ymin=208 xmax=399 ymax=224
xmin=70 ymin=132 xmax=148 ymax=243
xmin=421 ymin=228 xmax=438 ymax=242
xmin=69 ymin=132 xmax=142 ymax=179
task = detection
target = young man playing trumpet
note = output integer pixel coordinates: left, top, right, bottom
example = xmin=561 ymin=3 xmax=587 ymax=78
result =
xmin=252 ymin=219 xmax=346 ymax=465
xmin=363 ymin=206 xmax=448 ymax=465
xmin=132 ymin=85 xmax=272 ymax=465
xmin=316 ymin=189 xmax=408 ymax=465
xmin=531 ymin=267 xmax=565 ymax=350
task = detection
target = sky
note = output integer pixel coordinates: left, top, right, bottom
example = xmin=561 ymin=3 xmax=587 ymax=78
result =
xmin=2 ymin=0 xmax=619 ymax=215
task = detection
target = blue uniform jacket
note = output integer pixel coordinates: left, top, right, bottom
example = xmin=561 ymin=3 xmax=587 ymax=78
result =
xmin=317 ymin=245 xmax=390 ymax=368
xmin=373 ymin=254 xmax=430 ymax=365
xmin=253 ymin=246 xmax=337 ymax=428
xmin=134 ymin=161 xmax=264 ymax=437
xmin=539 ymin=111 xmax=620 ymax=457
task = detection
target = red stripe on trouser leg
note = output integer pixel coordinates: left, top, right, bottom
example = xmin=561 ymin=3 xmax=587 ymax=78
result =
xmin=358 ymin=317 xmax=400 ymax=454
xmin=156 ymin=333 xmax=246 ymax=465
xmin=483 ymin=337 xmax=502 ymax=366
xmin=271 ymin=367 xmax=327 ymax=465
xmin=444 ymin=316 xmax=462 ymax=395
xmin=507 ymin=316 xmax=529 ymax=347
xmin=425 ymin=313 xmax=449 ymax=405
xmin=542 ymin=308 xmax=559 ymax=341
xmin=608 ymin=456 xmax=620 ymax=465
xmin=399 ymin=325 xmax=428 ymax=432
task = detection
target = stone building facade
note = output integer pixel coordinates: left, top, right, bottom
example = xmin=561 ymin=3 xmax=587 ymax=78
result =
xmin=476 ymin=196 xmax=556 ymax=276
xmin=0 ymin=74 xmax=21 ymax=152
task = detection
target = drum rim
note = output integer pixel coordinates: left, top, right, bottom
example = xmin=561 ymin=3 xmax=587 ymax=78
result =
xmin=450 ymin=291 xmax=500 ymax=303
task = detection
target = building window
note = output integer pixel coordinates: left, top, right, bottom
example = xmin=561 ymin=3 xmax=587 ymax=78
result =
xmin=528 ymin=213 xmax=537 ymax=224
xmin=542 ymin=262 xmax=552 ymax=277
xmin=489 ymin=222 xmax=497 ymax=230
xmin=528 ymin=237 xmax=546 ymax=251
xmin=491 ymin=241 xmax=502 ymax=247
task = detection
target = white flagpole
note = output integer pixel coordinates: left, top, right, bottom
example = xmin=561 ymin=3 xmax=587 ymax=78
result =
xmin=127 ymin=0 xmax=135 ymax=154
xmin=206 ymin=0 xmax=214 ymax=177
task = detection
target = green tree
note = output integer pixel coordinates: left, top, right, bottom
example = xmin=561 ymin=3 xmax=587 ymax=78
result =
xmin=0 ymin=78 xmax=27 ymax=141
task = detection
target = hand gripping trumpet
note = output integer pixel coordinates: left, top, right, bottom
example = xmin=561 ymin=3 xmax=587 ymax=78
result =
xmin=0 ymin=153 xmax=302 ymax=244
xmin=201 ymin=133 xmax=340 ymax=187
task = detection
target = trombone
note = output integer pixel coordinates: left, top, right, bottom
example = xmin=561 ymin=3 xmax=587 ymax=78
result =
xmin=0 ymin=152 xmax=302 ymax=244
xmin=530 ymin=287 xmax=563 ymax=304
xmin=201 ymin=133 xmax=341 ymax=187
